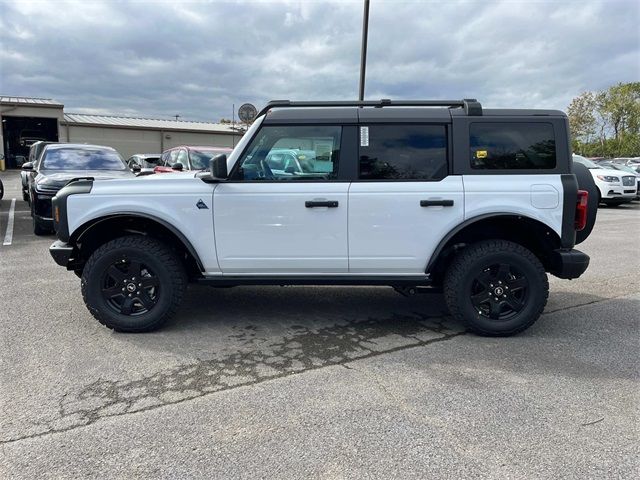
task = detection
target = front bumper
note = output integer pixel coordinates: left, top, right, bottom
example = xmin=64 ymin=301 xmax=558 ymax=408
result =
xmin=601 ymin=184 xmax=636 ymax=201
xmin=49 ymin=240 xmax=74 ymax=267
xmin=550 ymin=248 xmax=590 ymax=279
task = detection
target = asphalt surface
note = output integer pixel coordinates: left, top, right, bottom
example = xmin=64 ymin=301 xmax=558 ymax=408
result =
xmin=1 ymin=170 xmax=638 ymax=479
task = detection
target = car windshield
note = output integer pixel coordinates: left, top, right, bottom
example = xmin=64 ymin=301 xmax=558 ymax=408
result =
xmin=42 ymin=148 xmax=126 ymax=170
xmin=190 ymin=149 xmax=229 ymax=170
xmin=141 ymin=156 xmax=161 ymax=168
xmin=573 ymin=155 xmax=599 ymax=169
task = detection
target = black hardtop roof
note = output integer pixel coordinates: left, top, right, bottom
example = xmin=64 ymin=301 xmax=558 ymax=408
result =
xmin=260 ymin=99 xmax=566 ymax=124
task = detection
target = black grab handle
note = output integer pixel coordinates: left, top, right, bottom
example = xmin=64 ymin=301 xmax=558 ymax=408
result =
xmin=420 ymin=199 xmax=454 ymax=207
xmin=305 ymin=200 xmax=339 ymax=208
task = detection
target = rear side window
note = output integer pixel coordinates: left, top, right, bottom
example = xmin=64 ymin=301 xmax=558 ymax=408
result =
xmin=359 ymin=125 xmax=448 ymax=181
xmin=470 ymin=123 xmax=556 ymax=169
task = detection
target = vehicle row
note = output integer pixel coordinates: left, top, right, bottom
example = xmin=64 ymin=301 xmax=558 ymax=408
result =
xmin=573 ymin=155 xmax=639 ymax=205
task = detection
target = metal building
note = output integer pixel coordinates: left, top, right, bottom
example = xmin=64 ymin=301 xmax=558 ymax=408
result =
xmin=1 ymin=96 xmax=243 ymax=168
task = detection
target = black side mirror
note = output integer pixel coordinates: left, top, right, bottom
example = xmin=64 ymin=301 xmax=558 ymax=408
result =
xmin=131 ymin=164 xmax=141 ymax=173
xmin=210 ymin=154 xmax=228 ymax=179
xmin=171 ymin=163 xmax=184 ymax=171
xmin=22 ymin=162 xmax=34 ymax=171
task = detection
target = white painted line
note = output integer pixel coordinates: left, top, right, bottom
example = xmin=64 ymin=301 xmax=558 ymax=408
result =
xmin=3 ymin=198 xmax=16 ymax=246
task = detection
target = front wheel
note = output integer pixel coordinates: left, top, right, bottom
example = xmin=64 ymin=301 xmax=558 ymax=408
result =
xmin=444 ymin=240 xmax=549 ymax=336
xmin=81 ymin=235 xmax=187 ymax=332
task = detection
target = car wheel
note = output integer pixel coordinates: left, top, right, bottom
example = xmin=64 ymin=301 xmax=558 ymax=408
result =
xmin=22 ymin=190 xmax=29 ymax=202
xmin=81 ymin=235 xmax=186 ymax=332
xmin=444 ymin=240 xmax=548 ymax=336
xmin=0 ymin=179 xmax=4 ymax=200
xmin=33 ymin=215 xmax=50 ymax=236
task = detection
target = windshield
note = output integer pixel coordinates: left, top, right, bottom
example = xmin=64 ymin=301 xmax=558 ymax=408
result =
xmin=572 ymin=154 xmax=599 ymax=169
xmin=42 ymin=148 xmax=126 ymax=170
xmin=190 ymin=149 xmax=230 ymax=170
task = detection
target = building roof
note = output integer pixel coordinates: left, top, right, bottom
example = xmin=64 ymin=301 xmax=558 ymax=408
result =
xmin=62 ymin=113 xmax=242 ymax=135
xmin=0 ymin=95 xmax=64 ymax=108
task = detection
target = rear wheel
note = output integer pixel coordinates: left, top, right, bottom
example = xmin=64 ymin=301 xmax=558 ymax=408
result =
xmin=444 ymin=240 xmax=548 ymax=336
xmin=81 ymin=235 xmax=186 ymax=332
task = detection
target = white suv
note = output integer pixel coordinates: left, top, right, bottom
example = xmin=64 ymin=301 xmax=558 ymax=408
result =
xmin=573 ymin=154 xmax=637 ymax=205
xmin=49 ymin=99 xmax=595 ymax=336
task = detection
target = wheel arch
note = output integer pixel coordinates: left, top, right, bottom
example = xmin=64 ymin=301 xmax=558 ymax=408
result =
xmin=427 ymin=213 xmax=561 ymax=283
xmin=69 ymin=213 xmax=205 ymax=277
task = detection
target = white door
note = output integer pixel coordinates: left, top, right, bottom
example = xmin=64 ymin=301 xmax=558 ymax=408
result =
xmin=214 ymin=125 xmax=348 ymax=274
xmin=348 ymin=124 xmax=464 ymax=274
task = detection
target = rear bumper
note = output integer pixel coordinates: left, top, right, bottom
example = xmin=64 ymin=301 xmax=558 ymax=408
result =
xmin=49 ymin=240 xmax=74 ymax=267
xmin=550 ymin=248 xmax=590 ymax=279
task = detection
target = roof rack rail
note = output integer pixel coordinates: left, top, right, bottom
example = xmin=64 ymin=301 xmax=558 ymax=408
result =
xmin=256 ymin=98 xmax=482 ymax=117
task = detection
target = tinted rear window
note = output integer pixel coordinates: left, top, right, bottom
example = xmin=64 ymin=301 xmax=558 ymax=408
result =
xmin=42 ymin=148 xmax=126 ymax=170
xmin=470 ymin=123 xmax=556 ymax=170
xmin=359 ymin=125 xmax=448 ymax=180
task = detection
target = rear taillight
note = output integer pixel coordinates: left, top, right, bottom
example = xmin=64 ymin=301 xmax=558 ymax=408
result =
xmin=575 ymin=190 xmax=588 ymax=231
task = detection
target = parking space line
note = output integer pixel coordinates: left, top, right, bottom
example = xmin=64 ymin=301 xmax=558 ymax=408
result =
xmin=3 ymin=198 xmax=16 ymax=246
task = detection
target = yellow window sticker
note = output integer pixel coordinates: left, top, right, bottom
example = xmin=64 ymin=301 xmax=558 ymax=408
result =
xmin=476 ymin=150 xmax=488 ymax=159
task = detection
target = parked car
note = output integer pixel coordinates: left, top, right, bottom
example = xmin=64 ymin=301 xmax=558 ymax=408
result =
xmin=126 ymin=154 xmax=161 ymax=174
xmin=50 ymin=99 xmax=596 ymax=336
xmin=598 ymin=162 xmax=640 ymax=200
xmin=573 ymin=154 xmax=637 ymax=206
xmin=21 ymin=141 xmax=55 ymax=202
xmin=155 ymin=146 xmax=233 ymax=173
xmin=23 ymin=144 xmax=134 ymax=235
xmin=264 ymin=149 xmax=335 ymax=177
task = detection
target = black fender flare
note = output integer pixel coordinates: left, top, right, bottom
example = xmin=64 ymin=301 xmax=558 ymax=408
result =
xmin=425 ymin=213 xmax=561 ymax=274
xmin=70 ymin=212 xmax=205 ymax=272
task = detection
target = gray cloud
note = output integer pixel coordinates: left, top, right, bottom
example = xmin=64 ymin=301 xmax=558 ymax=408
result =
xmin=1 ymin=0 xmax=638 ymax=122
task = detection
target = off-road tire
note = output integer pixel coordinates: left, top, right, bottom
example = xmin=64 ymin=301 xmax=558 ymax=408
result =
xmin=444 ymin=240 xmax=549 ymax=336
xmin=81 ymin=235 xmax=186 ymax=332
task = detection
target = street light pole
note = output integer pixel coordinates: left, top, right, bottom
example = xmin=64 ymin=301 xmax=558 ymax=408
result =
xmin=358 ymin=0 xmax=370 ymax=101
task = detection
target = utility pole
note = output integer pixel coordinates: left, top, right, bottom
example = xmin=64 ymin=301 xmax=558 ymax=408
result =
xmin=358 ymin=0 xmax=370 ymax=101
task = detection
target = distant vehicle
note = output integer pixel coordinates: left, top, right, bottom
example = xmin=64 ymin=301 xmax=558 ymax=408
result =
xmin=598 ymin=162 xmax=640 ymax=200
xmin=264 ymin=149 xmax=334 ymax=177
xmin=126 ymin=154 xmax=161 ymax=174
xmin=573 ymin=154 xmax=637 ymax=206
xmin=21 ymin=141 xmax=56 ymax=202
xmin=19 ymin=130 xmax=47 ymax=148
xmin=22 ymin=144 xmax=134 ymax=235
xmin=155 ymin=146 xmax=233 ymax=173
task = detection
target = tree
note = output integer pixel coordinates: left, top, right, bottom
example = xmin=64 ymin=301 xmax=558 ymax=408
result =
xmin=567 ymin=82 xmax=640 ymax=157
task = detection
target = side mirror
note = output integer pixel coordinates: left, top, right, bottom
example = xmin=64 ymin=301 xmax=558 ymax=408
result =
xmin=131 ymin=164 xmax=141 ymax=173
xmin=171 ymin=162 xmax=184 ymax=171
xmin=22 ymin=162 xmax=34 ymax=171
xmin=210 ymin=154 xmax=228 ymax=179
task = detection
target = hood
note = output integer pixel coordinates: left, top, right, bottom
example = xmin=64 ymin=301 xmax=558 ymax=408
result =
xmin=38 ymin=169 xmax=134 ymax=187
xmin=589 ymin=168 xmax=627 ymax=177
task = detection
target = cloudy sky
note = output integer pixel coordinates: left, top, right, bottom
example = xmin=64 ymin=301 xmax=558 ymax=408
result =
xmin=1 ymin=0 xmax=638 ymax=122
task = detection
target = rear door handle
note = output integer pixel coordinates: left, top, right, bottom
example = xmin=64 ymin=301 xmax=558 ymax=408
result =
xmin=305 ymin=200 xmax=339 ymax=208
xmin=420 ymin=199 xmax=454 ymax=207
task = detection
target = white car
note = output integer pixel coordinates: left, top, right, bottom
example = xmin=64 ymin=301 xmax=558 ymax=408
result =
xmin=49 ymin=99 xmax=596 ymax=336
xmin=573 ymin=154 xmax=637 ymax=206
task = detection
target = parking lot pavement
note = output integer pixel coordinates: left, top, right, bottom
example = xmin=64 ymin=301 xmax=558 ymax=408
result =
xmin=1 ymin=169 xmax=638 ymax=478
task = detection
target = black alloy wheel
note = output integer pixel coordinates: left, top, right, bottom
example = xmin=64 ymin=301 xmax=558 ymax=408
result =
xmin=101 ymin=258 xmax=160 ymax=316
xmin=469 ymin=263 xmax=529 ymax=321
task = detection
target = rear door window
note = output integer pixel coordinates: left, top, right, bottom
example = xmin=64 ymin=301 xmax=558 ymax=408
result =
xmin=470 ymin=123 xmax=556 ymax=169
xmin=358 ymin=125 xmax=448 ymax=181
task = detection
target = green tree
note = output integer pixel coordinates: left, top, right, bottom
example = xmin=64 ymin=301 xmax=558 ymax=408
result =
xmin=567 ymin=82 xmax=640 ymax=157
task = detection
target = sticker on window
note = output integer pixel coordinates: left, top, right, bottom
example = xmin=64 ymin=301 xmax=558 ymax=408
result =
xmin=476 ymin=149 xmax=488 ymax=159
xmin=360 ymin=126 xmax=369 ymax=147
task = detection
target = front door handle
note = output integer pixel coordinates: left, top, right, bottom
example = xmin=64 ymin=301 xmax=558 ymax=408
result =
xmin=420 ymin=199 xmax=454 ymax=207
xmin=305 ymin=200 xmax=339 ymax=208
